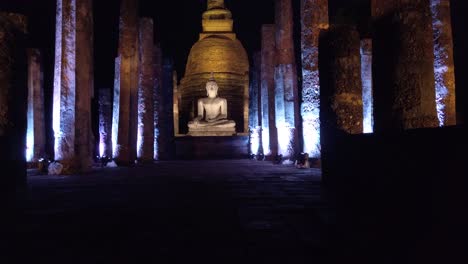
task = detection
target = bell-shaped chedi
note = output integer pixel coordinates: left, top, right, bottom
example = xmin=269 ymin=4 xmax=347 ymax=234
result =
xmin=178 ymin=0 xmax=249 ymax=135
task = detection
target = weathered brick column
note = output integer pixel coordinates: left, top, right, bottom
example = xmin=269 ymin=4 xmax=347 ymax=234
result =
xmin=53 ymin=0 xmax=93 ymax=173
xmin=323 ymin=25 xmax=363 ymax=134
xmin=137 ymin=18 xmax=154 ymax=162
xmin=249 ymin=52 xmax=262 ymax=156
xmin=260 ymin=24 xmax=278 ymax=158
xmin=26 ymin=49 xmax=46 ymax=163
xmin=431 ymin=0 xmax=456 ymax=126
xmin=0 ymin=13 xmax=28 ymax=192
xmin=300 ymin=0 xmax=329 ymax=158
xmin=153 ymin=44 xmax=162 ymax=159
xmin=372 ymin=0 xmax=438 ymax=132
xmin=274 ymin=0 xmax=299 ymax=159
xmin=360 ymin=39 xmax=373 ymax=133
xmin=157 ymin=58 xmax=175 ymax=160
xmin=113 ymin=0 xmax=139 ymax=165
xmin=98 ymin=87 xmax=112 ymax=158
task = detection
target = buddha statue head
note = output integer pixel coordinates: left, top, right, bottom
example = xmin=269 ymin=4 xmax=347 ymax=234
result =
xmin=206 ymin=73 xmax=219 ymax=99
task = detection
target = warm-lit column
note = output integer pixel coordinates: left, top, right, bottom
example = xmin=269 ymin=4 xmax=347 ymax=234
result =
xmin=274 ymin=0 xmax=299 ymax=159
xmin=431 ymin=0 xmax=456 ymax=126
xmin=260 ymin=24 xmax=278 ymax=158
xmin=372 ymin=0 xmax=439 ymax=132
xmin=324 ymin=25 xmax=363 ymax=134
xmin=53 ymin=0 xmax=93 ymax=173
xmin=137 ymin=18 xmax=154 ymax=162
xmin=113 ymin=0 xmax=139 ymax=165
xmin=360 ymin=39 xmax=373 ymax=133
xmin=300 ymin=0 xmax=329 ymax=158
xmin=0 ymin=13 xmax=28 ymax=192
xmin=249 ymin=52 xmax=262 ymax=156
xmin=153 ymin=44 xmax=162 ymax=160
xmin=98 ymin=87 xmax=112 ymax=158
xmin=26 ymin=49 xmax=46 ymax=163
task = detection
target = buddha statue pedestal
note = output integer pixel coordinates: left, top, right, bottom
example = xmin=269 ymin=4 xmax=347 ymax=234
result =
xmin=187 ymin=74 xmax=236 ymax=137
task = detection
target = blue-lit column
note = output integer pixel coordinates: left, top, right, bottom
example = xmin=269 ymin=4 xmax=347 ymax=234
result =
xmin=300 ymin=0 xmax=329 ymax=158
xmin=137 ymin=18 xmax=155 ymax=162
xmin=274 ymin=0 xmax=300 ymax=160
xmin=360 ymin=39 xmax=373 ymax=133
xmin=249 ymin=52 xmax=262 ymax=156
xmin=53 ymin=0 xmax=93 ymax=173
xmin=260 ymin=24 xmax=278 ymax=158
xmin=26 ymin=49 xmax=46 ymax=163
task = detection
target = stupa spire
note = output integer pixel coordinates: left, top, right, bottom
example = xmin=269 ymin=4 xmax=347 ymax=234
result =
xmin=208 ymin=0 xmax=225 ymax=10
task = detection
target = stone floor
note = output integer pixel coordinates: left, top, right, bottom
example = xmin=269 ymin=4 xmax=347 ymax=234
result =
xmin=14 ymin=160 xmax=330 ymax=263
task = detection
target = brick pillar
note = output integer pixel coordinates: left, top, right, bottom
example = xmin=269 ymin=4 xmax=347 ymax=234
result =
xmin=113 ymin=0 xmax=139 ymax=165
xmin=153 ymin=44 xmax=162 ymax=160
xmin=260 ymin=24 xmax=278 ymax=158
xmin=300 ymin=0 xmax=329 ymax=158
xmin=137 ymin=18 xmax=154 ymax=162
xmin=431 ymin=0 xmax=456 ymax=126
xmin=249 ymin=52 xmax=262 ymax=156
xmin=323 ymin=25 xmax=363 ymax=134
xmin=274 ymin=0 xmax=299 ymax=159
xmin=53 ymin=0 xmax=93 ymax=174
xmin=98 ymin=87 xmax=112 ymax=158
xmin=372 ymin=0 xmax=438 ymax=132
xmin=0 ymin=13 xmax=28 ymax=193
xmin=26 ymin=49 xmax=46 ymax=163
xmin=157 ymin=58 xmax=175 ymax=160
xmin=360 ymin=39 xmax=373 ymax=133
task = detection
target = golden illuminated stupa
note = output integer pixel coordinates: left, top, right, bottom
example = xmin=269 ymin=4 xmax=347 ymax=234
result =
xmin=178 ymin=0 xmax=249 ymax=134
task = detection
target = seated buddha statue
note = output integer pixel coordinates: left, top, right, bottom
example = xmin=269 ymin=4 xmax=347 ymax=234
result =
xmin=188 ymin=75 xmax=236 ymax=136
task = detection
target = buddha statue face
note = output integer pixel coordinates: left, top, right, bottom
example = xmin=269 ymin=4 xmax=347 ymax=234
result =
xmin=206 ymin=80 xmax=219 ymax=99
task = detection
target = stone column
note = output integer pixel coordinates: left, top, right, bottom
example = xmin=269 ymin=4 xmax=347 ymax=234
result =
xmin=323 ymin=25 xmax=363 ymax=134
xmin=26 ymin=49 xmax=46 ymax=163
xmin=260 ymin=24 xmax=278 ymax=158
xmin=0 ymin=13 xmax=28 ymax=192
xmin=137 ymin=18 xmax=154 ymax=162
xmin=300 ymin=0 xmax=329 ymax=158
xmin=153 ymin=44 xmax=162 ymax=160
xmin=113 ymin=0 xmax=139 ymax=165
xmin=157 ymin=58 xmax=175 ymax=160
xmin=431 ymin=0 xmax=456 ymax=126
xmin=372 ymin=0 xmax=439 ymax=132
xmin=249 ymin=52 xmax=262 ymax=156
xmin=360 ymin=39 xmax=373 ymax=133
xmin=173 ymin=69 xmax=180 ymax=137
xmin=274 ymin=0 xmax=299 ymax=159
xmin=53 ymin=0 xmax=93 ymax=174
xmin=98 ymin=87 xmax=112 ymax=158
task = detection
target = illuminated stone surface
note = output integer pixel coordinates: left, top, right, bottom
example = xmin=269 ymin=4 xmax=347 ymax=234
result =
xmin=249 ymin=52 xmax=262 ymax=156
xmin=153 ymin=44 xmax=162 ymax=159
xmin=431 ymin=0 xmax=456 ymax=126
xmin=372 ymin=0 xmax=439 ymax=132
xmin=0 ymin=13 xmax=28 ymax=192
xmin=360 ymin=39 xmax=373 ymax=133
xmin=98 ymin=87 xmax=112 ymax=158
xmin=322 ymin=25 xmax=363 ymax=134
xmin=179 ymin=0 xmax=249 ymax=134
xmin=261 ymin=25 xmax=278 ymax=157
xmin=113 ymin=0 xmax=139 ymax=165
xmin=137 ymin=18 xmax=154 ymax=162
xmin=300 ymin=0 xmax=329 ymax=158
xmin=53 ymin=0 xmax=93 ymax=174
xmin=26 ymin=49 xmax=46 ymax=163
xmin=275 ymin=0 xmax=299 ymax=159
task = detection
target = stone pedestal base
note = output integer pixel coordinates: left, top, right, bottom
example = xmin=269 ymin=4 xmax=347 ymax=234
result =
xmin=188 ymin=127 xmax=236 ymax=137
xmin=175 ymin=136 xmax=249 ymax=159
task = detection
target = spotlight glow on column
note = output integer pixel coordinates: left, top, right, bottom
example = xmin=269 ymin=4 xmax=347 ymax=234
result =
xmin=249 ymin=127 xmax=261 ymax=155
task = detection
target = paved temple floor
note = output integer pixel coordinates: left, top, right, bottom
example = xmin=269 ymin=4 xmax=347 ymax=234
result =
xmin=15 ymin=160 xmax=330 ymax=263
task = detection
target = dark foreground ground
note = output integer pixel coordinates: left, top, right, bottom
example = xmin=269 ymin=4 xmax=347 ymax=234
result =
xmin=13 ymin=160 xmax=329 ymax=264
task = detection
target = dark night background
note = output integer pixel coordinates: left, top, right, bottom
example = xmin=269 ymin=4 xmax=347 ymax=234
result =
xmin=1 ymin=0 xmax=467 ymax=139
